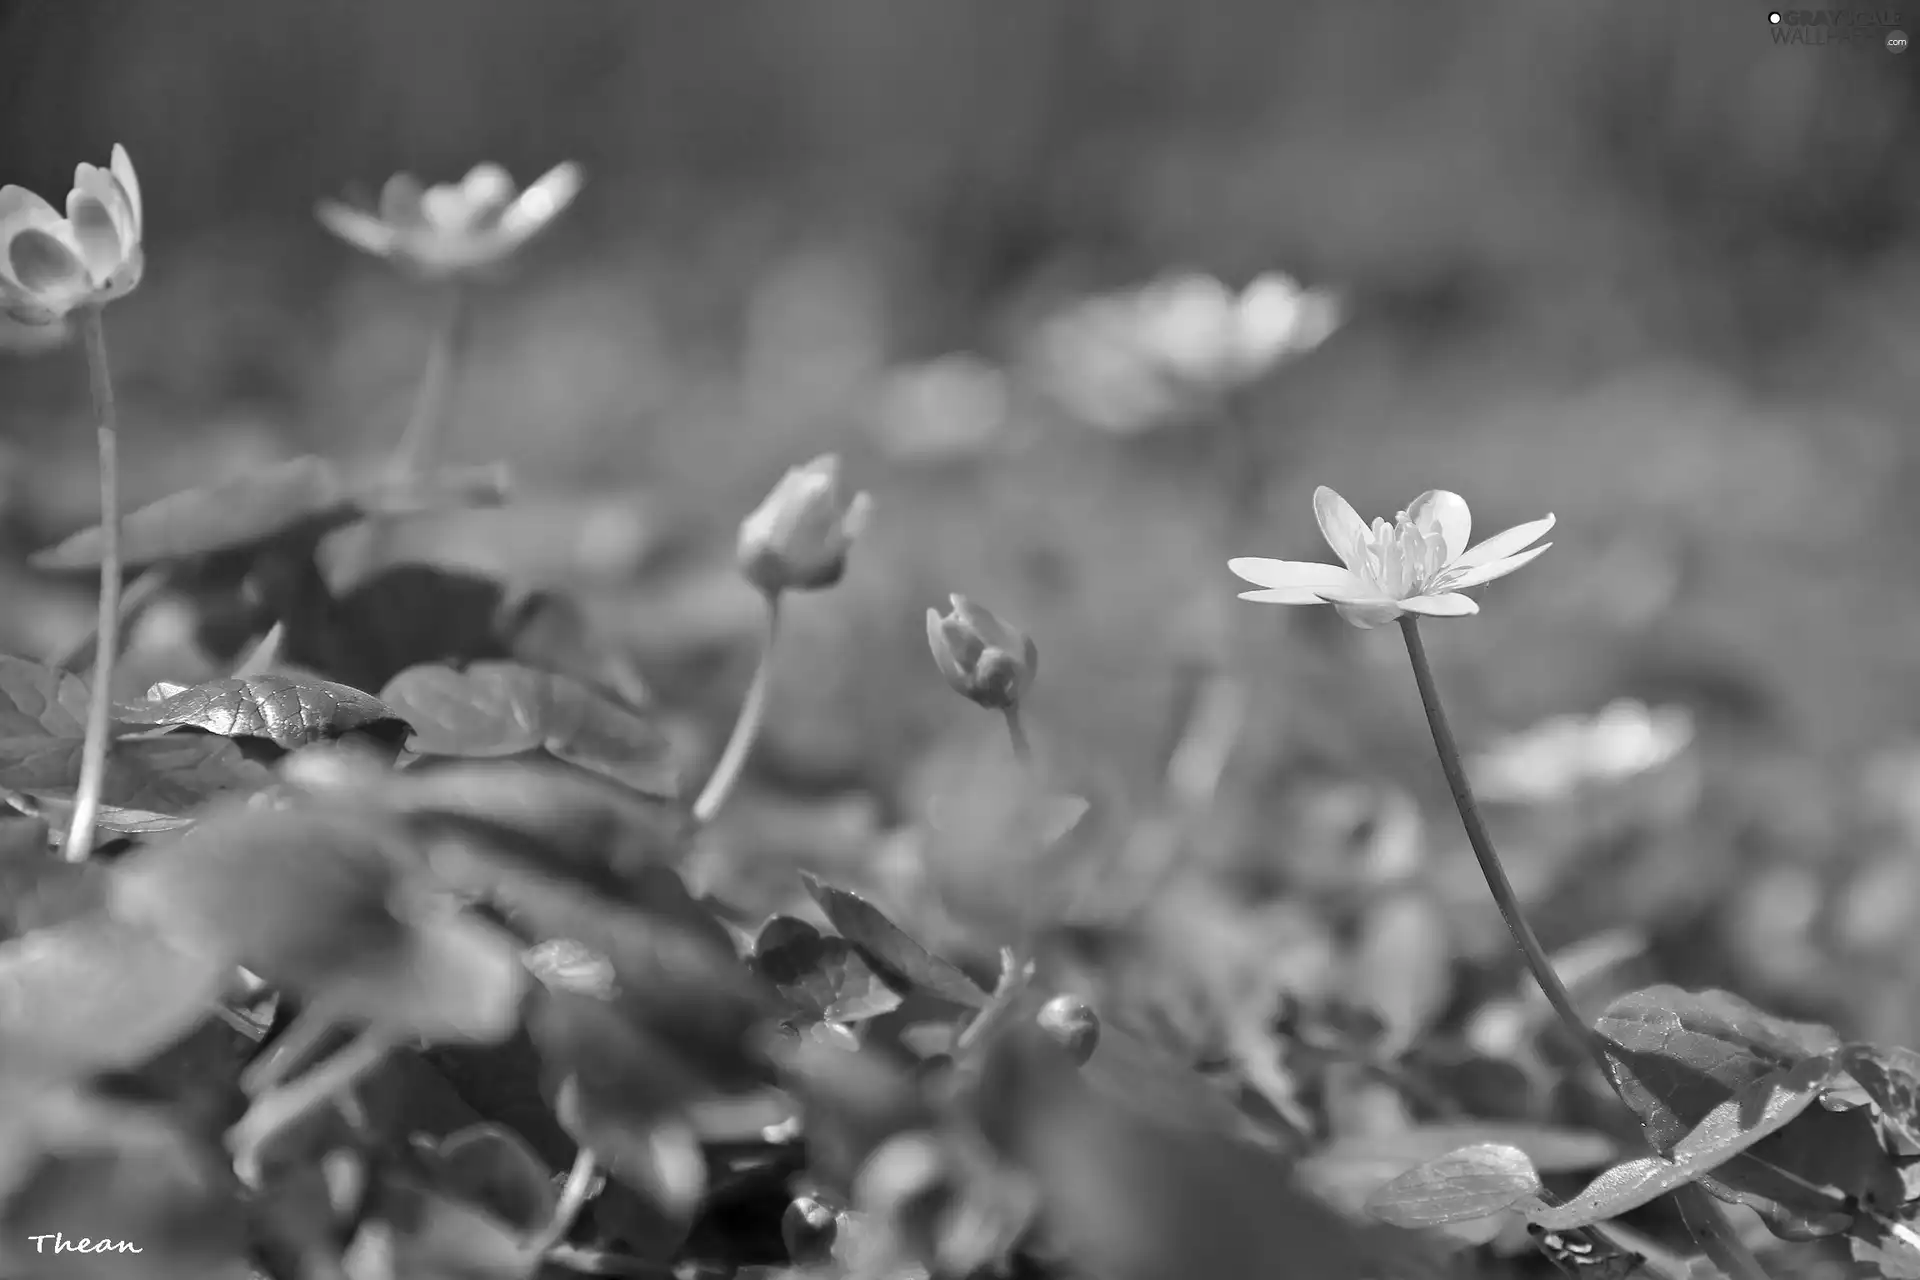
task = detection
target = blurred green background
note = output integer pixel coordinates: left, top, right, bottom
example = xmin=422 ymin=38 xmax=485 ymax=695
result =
xmin=4 ymin=0 xmax=1920 ymax=1064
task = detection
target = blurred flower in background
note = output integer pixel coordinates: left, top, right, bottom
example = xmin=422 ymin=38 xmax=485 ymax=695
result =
xmin=866 ymin=353 xmax=1012 ymax=464
xmin=1469 ymin=698 xmax=1696 ymax=806
xmin=1030 ymin=270 xmax=1339 ymax=436
xmin=315 ymin=161 xmax=583 ymax=277
xmin=0 ymin=144 xmax=144 ymax=325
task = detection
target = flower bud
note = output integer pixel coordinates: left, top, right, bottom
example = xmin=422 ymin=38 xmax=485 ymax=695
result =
xmin=1035 ymin=993 xmax=1100 ymax=1066
xmin=926 ymin=595 xmax=1037 ymax=710
xmin=736 ymin=454 xmax=873 ymax=595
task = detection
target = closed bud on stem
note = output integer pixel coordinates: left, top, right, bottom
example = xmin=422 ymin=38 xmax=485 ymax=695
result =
xmin=925 ymin=594 xmax=1037 ymax=711
xmin=736 ymin=453 xmax=872 ymax=595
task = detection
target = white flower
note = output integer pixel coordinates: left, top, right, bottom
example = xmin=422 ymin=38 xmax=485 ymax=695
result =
xmin=1033 ymin=270 xmax=1339 ymax=435
xmin=0 ymin=145 xmax=144 ymax=325
xmin=1229 ymin=486 xmax=1554 ymax=628
xmin=1470 ymin=700 xmax=1695 ymax=805
xmin=316 ymin=161 xmax=582 ymax=277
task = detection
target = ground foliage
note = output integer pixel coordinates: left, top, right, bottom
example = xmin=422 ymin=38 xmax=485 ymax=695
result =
xmin=0 ymin=444 xmax=1918 ymax=1280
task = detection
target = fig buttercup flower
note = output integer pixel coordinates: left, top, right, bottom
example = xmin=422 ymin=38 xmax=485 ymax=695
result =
xmin=927 ymin=595 xmax=1037 ymax=710
xmin=735 ymin=453 xmax=873 ymax=595
xmin=1230 ymin=486 xmax=1554 ymax=629
xmin=316 ymin=161 xmax=583 ymax=278
xmin=0 ymin=144 xmax=144 ymax=325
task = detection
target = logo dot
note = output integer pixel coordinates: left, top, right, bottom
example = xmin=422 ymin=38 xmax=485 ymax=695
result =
xmin=1768 ymin=10 xmax=1782 ymax=21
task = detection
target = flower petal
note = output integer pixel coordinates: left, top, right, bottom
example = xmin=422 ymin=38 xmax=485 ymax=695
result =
xmin=498 ymin=161 xmax=582 ymax=242
xmin=66 ymin=182 xmax=122 ymax=284
xmin=0 ymin=185 xmax=63 ymax=291
xmin=1312 ymin=486 xmax=1368 ymax=572
xmin=110 ymin=144 xmax=142 ymax=238
xmin=1443 ymin=542 xmax=1551 ymax=591
xmin=1452 ymin=514 xmax=1555 ymax=570
xmin=1399 ymin=593 xmax=1479 ymax=618
xmin=315 ymin=201 xmax=399 ymax=257
xmin=8 ymin=226 xmax=87 ymax=295
xmin=1406 ymin=490 xmax=1471 ymax=561
xmin=1332 ymin=599 xmax=1405 ymax=629
xmin=1226 ymin=557 xmax=1363 ymax=593
xmin=378 ymin=173 xmax=426 ymax=229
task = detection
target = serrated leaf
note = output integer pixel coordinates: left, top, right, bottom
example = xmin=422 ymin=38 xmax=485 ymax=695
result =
xmin=380 ymin=661 xmax=674 ymax=791
xmin=750 ymin=914 xmax=903 ymax=1024
xmin=118 ymin=674 xmax=411 ymax=750
xmin=1365 ymin=1143 xmax=1544 ymax=1228
xmin=1525 ymin=1054 xmax=1839 ymax=1231
xmin=0 ymin=654 xmax=90 ymax=737
xmin=1842 ymin=1043 xmax=1920 ymax=1151
xmin=30 ymin=457 xmax=510 ymax=572
xmin=799 ymin=871 xmax=988 ymax=1009
xmin=0 ymin=734 xmax=275 ymax=816
xmin=0 ymin=912 xmax=226 ymax=1079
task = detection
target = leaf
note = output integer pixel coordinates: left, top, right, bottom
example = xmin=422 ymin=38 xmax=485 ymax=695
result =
xmin=286 ymin=753 xmax=690 ymax=898
xmin=1852 ymin=1217 xmax=1920 ymax=1279
xmin=1365 ymin=1143 xmax=1544 ymax=1228
xmin=433 ymin=1123 xmax=558 ymax=1233
xmin=1 ymin=787 xmax=197 ymax=837
xmin=0 ymin=734 xmax=275 ymax=816
xmin=30 ymin=457 xmax=510 ymax=572
xmin=328 ymin=903 xmax=529 ymax=1044
xmin=1841 ymin=1042 xmax=1920 ymax=1151
xmin=110 ymin=802 xmax=414 ymax=989
xmin=750 ymin=914 xmax=903 ymax=1024
xmin=0 ymin=654 xmax=90 ymax=737
xmin=0 ymin=817 xmax=105 ymax=940
xmin=972 ymin=1024 xmax=1450 ymax=1280
xmin=0 ymin=912 xmax=226 ymax=1080
xmin=1596 ymin=985 xmax=1841 ymax=1145
xmin=347 ymin=1174 xmax=541 ymax=1280
xmin=799 ymin=871 xmax=988 ymax=1009
xmin=1525 ymin=1054 xmax=1839 ymax=1231
xmin=556 ymin=1081 xmax=705 ymax=1229
xmin=1350 ymin=892 xmax=1453 ymax=1054
xmin=1301 ymin=1123 xmax=1618 ymax=1216
xmin=380 ymin=661 xmax=675 ymax=791
xmin=118 ymin=674 xmax=412 ymax=750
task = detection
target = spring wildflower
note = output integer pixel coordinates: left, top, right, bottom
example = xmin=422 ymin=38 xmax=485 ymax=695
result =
xmin=735 ymin=453 xmax=873 ymax=594
xmin=316 ymin=161 xmax=582 ymax=277
xmin=1230 ymin=486 xmax=1553 ymax=628
xmin=0 ymin=145 xmax=144 ymax=325
xmin=927 ymin=595 xmax=1037 ymax=710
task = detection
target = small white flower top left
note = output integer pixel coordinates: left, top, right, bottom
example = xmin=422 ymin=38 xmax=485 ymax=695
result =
xmin=317 ymin=161 xmax=583 ymax=278
xmin=0 ymin=145 xmax=144 ymax=325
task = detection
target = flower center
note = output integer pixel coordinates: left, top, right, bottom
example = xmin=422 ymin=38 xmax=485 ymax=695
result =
xmin=1352 ymin=512 xmax=1448 ymax=599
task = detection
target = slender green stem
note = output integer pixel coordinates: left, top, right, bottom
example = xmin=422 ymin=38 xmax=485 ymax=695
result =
xmin=531 ymin=1144 xmax=601 ymax=1257
xmin=62 ymin=309 xmax=122 ymax=864
xmin=233 ymin=620 xmax=286 ymax=677
xmin=692 ymin=590 xmax=781 ymax=824
xmin=231 ymin=1027 xmax=395 ymax=1186
xmin=1003 ymin=705 xmax=1031 ymax=763
xmin=1397 ymin=616 xmax=1773 ymax=1280
xmin=1397 ymin=617 xmax=1600 ymax=1067
xmin=391 ymin=282 xmax=469 ymax=478
xmin=344 ymin=281 xmax=469 ymax=584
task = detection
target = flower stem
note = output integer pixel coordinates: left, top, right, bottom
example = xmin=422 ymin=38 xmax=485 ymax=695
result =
xmin=530 ymin=1144 xmax=601 ymax=1257
xmin=692 ymin=590 xmax=781 ymax=824
xmin=231 ymin=1027 xmax=395 ymax=1187
xmin=391 ymin=282 xmax=469 ymax=478
xmin=1003 ymin=705 xmax=1031 ymax=764
xmin=1397 ymin=616 xmax=1773 ymax=1280
xmin=344 ymin=281 xmax=469 ymax=584
xmin=62 ymin=309 xmax=122 ymax=864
